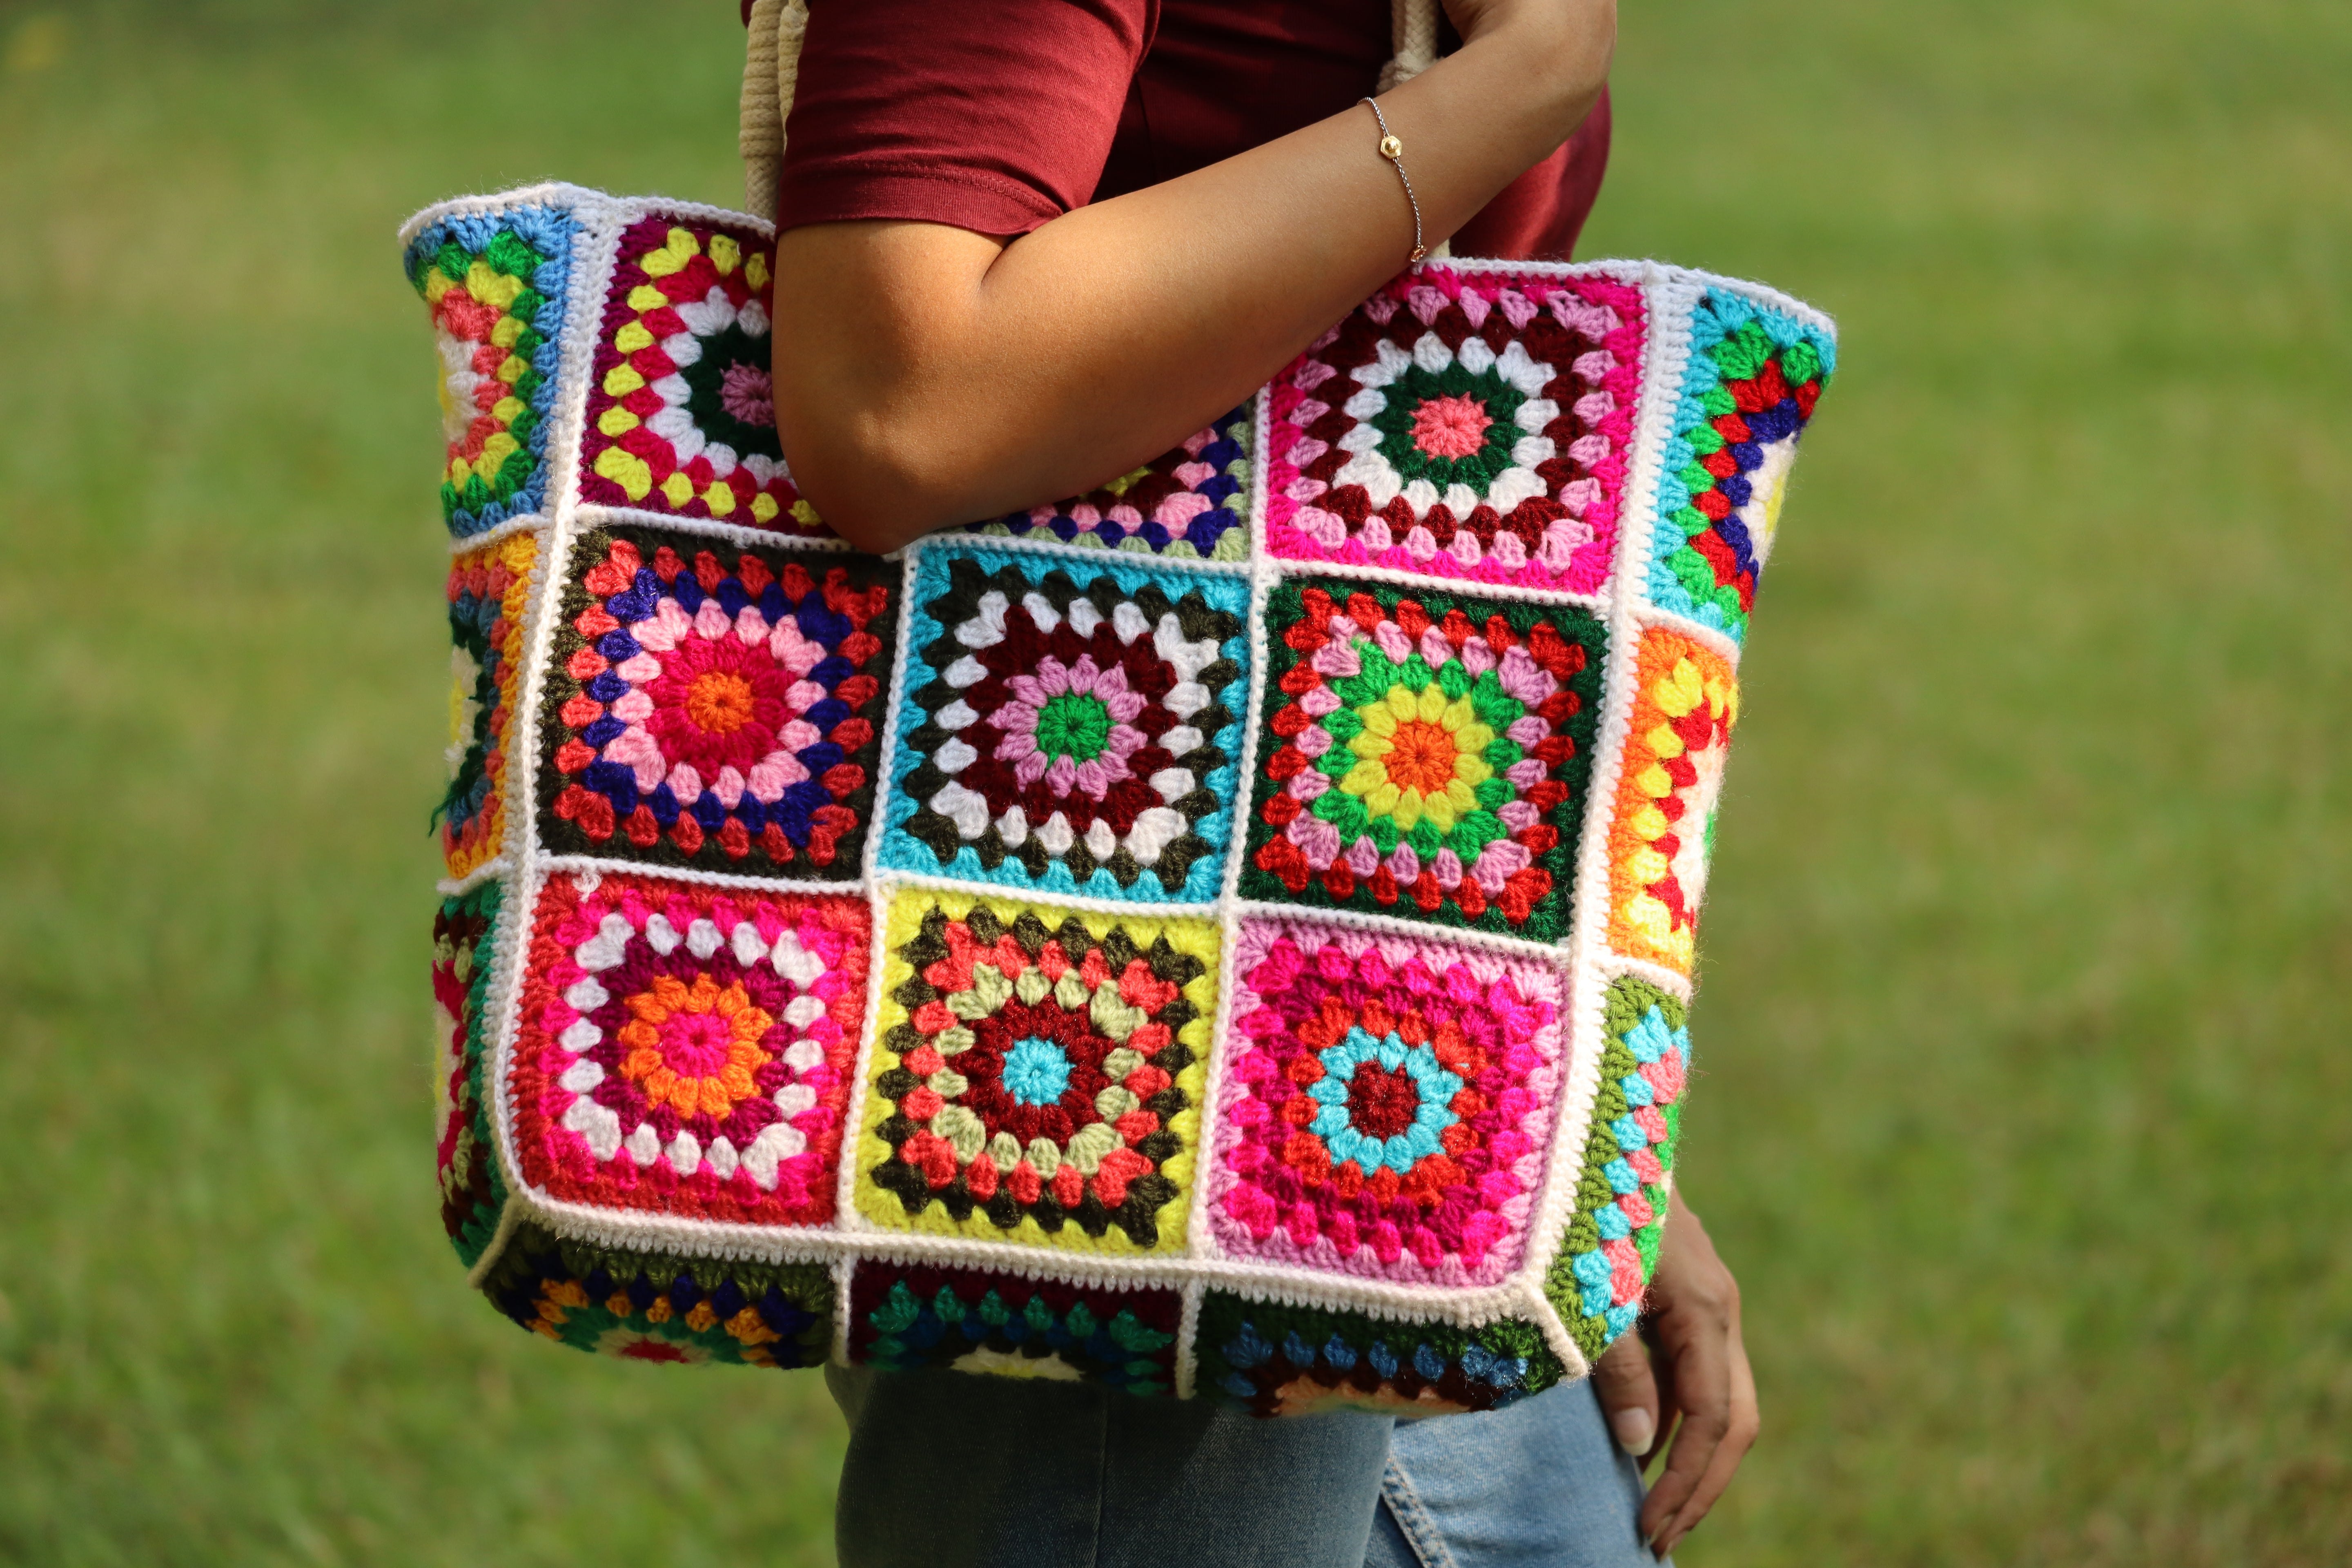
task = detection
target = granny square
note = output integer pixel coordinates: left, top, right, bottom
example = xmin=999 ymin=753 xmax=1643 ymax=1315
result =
xmin=964 ymin=402 xmax=1254 ymax=559
xmin=855 ymin=888 xmax=1218 ymax=1256
xmin=847 ymin=1261 xmax=1182 ymax=1393
xmin=1205 ymin=917 xmax=1565 ymax=1287
xmin=1644 ymin=289 xmax=1833 ymax=642
xmin=440 ymin=530 xmax=537 ymax=880
xmin=1239 ymin=578 xmax=1605 ymax=940
xmin=1603 ymin=624 xmax=1737 ymax=974
xmin=1543 ymin=976 xmax=1690 ymax=1359
xmin=404 ymin=203 xmax=581 ymax=538
xmin=508 ymin=870 xmax=870 ymax=1227
xmin=480 ymin=1219 xmax=834 ymax=1368
xmin=536 ymin=525 xmax=896 ymax=878
xmin=1263 ymin=272 xmax=1644 ymax=592
xmin=432 ymin=884 xmax=506 ymax=1266
xmin=577 ymin=214 xmax=824 ymax=535
xmin=1195 ymin=1294 xmax=1566 ymax=1417
xmin=880 ymin=546 xmax=1250 ymax=904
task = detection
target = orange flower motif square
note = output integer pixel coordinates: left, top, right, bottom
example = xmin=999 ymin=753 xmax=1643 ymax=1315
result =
xmin=1603 ymin=626 xmax=1738 ymax=973
xmin=510 ymin=870 xmax=870 ymax=1227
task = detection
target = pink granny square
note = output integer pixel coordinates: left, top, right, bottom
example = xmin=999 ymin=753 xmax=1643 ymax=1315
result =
xmin=1263 ymin=269 xmax=1644 ymax=594
xmin=1205 ymin=915 xmax=1565 ymax=1287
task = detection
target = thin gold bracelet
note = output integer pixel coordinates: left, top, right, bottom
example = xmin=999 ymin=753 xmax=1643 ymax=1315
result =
xmin=1359 ymin=96 xmax=1426 ymax=266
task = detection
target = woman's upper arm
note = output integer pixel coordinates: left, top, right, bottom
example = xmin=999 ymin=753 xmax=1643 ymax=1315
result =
xmin=765 ymin=0 xmax=1148 ymax=551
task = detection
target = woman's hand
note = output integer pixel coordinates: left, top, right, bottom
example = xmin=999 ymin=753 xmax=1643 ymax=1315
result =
xmin=1591 ymin=1197 xmax=1761 ymax=1559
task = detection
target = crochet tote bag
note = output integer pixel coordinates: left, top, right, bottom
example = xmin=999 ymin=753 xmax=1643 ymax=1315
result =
xmin=411 ymin=0 xmax=1833 ymax=1416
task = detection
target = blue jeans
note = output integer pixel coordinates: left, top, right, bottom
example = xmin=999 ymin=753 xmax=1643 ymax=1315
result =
xmin=828 ymin=1366 xmax=1662 ymax=1568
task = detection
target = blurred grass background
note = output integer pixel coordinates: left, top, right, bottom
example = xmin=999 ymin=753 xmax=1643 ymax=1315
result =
xmin=0 ymin=0 xmax=2345 ymax=1562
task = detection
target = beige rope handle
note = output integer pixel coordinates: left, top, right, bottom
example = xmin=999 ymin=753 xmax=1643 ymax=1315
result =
xmin=1379 ymin=0 xmax=1442 ymax=90
xmin=739 ymin=0 xmax=1441 ymax=236
xmin=738 ymin=0 xmax=807 ymax=220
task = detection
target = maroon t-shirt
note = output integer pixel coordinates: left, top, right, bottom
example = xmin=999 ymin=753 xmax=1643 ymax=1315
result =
xmin=760 ymin=0 xmax=1609 ymax=261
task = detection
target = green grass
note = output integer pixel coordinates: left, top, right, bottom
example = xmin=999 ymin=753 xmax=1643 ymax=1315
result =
xmin=0 ymin=0 xmax=2345 ymax=1563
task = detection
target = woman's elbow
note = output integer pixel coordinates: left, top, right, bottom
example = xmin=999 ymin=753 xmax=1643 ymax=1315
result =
xmin=773 ymin=398 xmax=953 ymax=555
xmin=767 ymin=220 xmax=1013 ymax=551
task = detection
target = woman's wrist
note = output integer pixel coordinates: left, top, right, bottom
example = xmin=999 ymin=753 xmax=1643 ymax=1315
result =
xmin=1368 ymin=11 xmax=1611 ymax=258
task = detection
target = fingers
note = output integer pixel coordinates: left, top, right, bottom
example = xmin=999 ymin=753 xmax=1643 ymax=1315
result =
xmin=1641 ymin=1326 xmax=1682 ymax=1473
xmin=1634 ymin=1285 xmax=1733 ymax=1553
xmin=1651 ymin=1312 xmax=1760 ymax=1557
xmin=1591 ymin=1327 xmax=1661 ymax=1459
xmin=1630 ymin=1198 xmax=1758 ymax=1558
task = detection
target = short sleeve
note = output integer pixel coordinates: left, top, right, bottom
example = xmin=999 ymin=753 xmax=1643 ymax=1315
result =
xmin=776 ymin=0 xmax=1157 ymax=238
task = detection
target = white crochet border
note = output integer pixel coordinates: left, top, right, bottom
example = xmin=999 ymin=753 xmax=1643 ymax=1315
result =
xmin=409 ymin=184 xmax=1834 ymax=1388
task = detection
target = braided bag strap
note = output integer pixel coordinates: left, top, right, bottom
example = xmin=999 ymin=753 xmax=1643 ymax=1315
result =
xmin=1379 ymin=0 xmax=1442 ymax=89
xmin=737 ymin=0 xmax=808 ymax=220
xmin=737 ymin=0 xmax=1443 ymax=222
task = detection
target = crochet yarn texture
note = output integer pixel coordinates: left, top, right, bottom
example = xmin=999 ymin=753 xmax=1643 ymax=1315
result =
xmin=535 ymin=526 xmax=895 ymax=876
xmin=880 ymin=548 xmax=1250 ymax=903
xmin=966 ymin=402 xmax=1254 ymax=560
xmin=1238 ymin=578 xmax=1603 ymax=939
xmin=854 ymin=889 xmax=1217 ymax=1256
xmin=403 ymin=183 xmax=1833 ymax=1416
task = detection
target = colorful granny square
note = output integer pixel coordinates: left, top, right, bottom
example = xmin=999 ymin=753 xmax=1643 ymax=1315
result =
xmin=847 ymin=1262 xmax=1180 ymax=1393
xmin=439 ymin=531 xmax=537 ymax=880
xmin=1263 ymin=270 xmax=1643 ymax=592
xmin=1645 ymin=290 xmax=1833 ymax=642
xmin=1544 ymin=976 xmax=1690 ymax=1359
xmin=1604 ymin=626 xmax=1737 ymax=974
xmin=578 ymin=215 xmax=824 ymax=534
xmin=405 ymin=204 xmax=581 ymax=537
xmin=432 ymin=884 xmax=506 ymax=1266
xmin=1239 ymin=579 xmax=1604 ymax=939
xmin=880 ymin=547 xmax=1249 ymax=903
xmin=966 ymin=403 xmax=1253 ymax=559
xmin=480 ymin=1220 xmax=834 ymax=1368
xmin=856 ymin=889 xmax=1217 ymax=1255
xmin=1205 ymin=917 xmax=1564 ymax=1286
xmin=537 ymin=526 xmax=895 ymax=877
xmin=1196 ymin=1294 xmax=1565 ymax=1417
xmin=509 ymin=871 xmax=869 ymax=1227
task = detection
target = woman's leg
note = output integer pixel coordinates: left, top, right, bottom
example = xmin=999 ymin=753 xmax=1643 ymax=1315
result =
xmin=1363 ymin=1379 xmax=1662 ymax=1568
xmin=830 ymin=1364 xmax=1396 ymax=1568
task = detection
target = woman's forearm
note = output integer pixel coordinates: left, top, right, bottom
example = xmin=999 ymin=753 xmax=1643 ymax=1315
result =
xmin=770 ymin=4 xmax=1615 ymax=552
